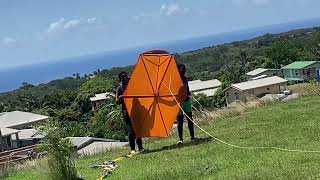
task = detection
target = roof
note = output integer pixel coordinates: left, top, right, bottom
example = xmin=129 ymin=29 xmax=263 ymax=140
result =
xmin=12 ymin=128 xmax=45 ymax=140
xmin=189 ymin=79 xmax=222 ymax=92
xmin=193 ymin=88 xmax=219 ymax=97
xmin=246 ymin=68 xmax=269 ymax=76
xmin=68 ymin=137 xmax=119 ymax=150
xmin=0 ymin=111 xmax=49 ymax=128
xmin=281 ymin=61 xmax=319 ymax=69
xmin=230 ymin=76 xmax=287 ymax=91
xmin=77 ymin=142 xmax=128 ymax=156
xmin=189 ymin=80 xmax=201 ymax=85
xmin=251 ymin=74 xmax=268 ymax=80
xmin=1 ymin=127 xmax=20 ymax=137
xmin=90 ymin=92 xmax=115 ymax=102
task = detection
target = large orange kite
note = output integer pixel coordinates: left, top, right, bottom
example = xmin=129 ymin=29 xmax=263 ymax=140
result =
xmin=123 ymin=50 xmax=187 ymax=138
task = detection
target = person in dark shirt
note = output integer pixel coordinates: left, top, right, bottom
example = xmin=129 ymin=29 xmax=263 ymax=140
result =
xmin=177 ymin=64 xmax=195 ymax=144
xmin=116 ymin=71 xmax=144 ymax=154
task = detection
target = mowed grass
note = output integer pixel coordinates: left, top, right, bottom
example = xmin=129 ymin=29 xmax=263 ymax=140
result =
xmin=7 ymin=96 xmax=320 ymax=180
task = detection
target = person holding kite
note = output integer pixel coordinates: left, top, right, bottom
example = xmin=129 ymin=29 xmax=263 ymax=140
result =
xmin=116 ymin=71 xmax=144 ymax=154
xmin=177 ymin=64 xmax=195 ymax=144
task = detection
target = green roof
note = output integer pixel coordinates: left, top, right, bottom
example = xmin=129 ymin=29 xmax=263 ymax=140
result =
xmin=281 ymin=61 xmax=319 ymax=69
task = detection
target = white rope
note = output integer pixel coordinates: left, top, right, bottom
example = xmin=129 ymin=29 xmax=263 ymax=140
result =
xmin=161 ymin=79 xmax=320 ymax=153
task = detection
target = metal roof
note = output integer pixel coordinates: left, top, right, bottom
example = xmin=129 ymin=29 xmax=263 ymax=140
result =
xmin=231 ymin=76 xmax=287 ymax=91
xmin=189 ymin=79 xmax=222 ymax=92
xmin=0 ymin=111 xmax=48 ymax=128
xmin=12 ymin=128 xmax=45 ymax=140
xmin=246 ymin=68 xmax=269 ymax=76
xmin=68 ymin=137 xmax=119 ymax=149
xmin=193 ymin=88 xmax=219 ymax=97
xmin=77 ymin=142 xmax=128 ymax=156
xmin=281 ymin=61 xmax=319 ymax=69
xmin=90 ymin=92 xmax=115 ymax=102
xmin=0 ymin=127 xmax=20 ymax=137
xmin=189 ymin=80 xmax=201 ymax=85
xmin=250 ymin=74 xmax=268 ymax=80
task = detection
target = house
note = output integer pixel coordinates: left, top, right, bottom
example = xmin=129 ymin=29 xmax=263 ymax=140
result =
xmin=281 ymin=61 xmax=320 ymax=83
xmin=189 ymin=79 xmax=222 ymax=97
xmin=246 ymin=68 xmax=280 ymax=80
xmin=225 ymin=76 xmax=288 ymax=106
xmin=68 ymin=137 xmax=128 ymax=156
xmin=90 ymin=92 xmax=115 ymax=111
xmin=0 ymin=111 xmax=48 ymax=151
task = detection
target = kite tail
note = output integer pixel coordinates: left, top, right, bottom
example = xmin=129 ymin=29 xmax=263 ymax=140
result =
xmin=161 ymin=77 xmax=320 ymax=153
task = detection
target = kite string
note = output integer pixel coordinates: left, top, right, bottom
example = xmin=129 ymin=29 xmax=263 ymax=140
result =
xmin=161 ymin=79 xmax=320 ymax=153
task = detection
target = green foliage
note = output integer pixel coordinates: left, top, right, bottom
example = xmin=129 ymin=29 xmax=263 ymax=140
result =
xmin=193 ymin=83 xmax=229 ymax=110
xmin=88 ymin=104 xmax=126 ymax=140
xmin=80 ymin=76 xmax=115 ymax=95
xmin=37 ymin=120 xmax=81 ymax=180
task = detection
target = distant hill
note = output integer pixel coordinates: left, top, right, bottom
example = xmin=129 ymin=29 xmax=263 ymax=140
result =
xmin=1 ymin=18 xmax=320 ymax=92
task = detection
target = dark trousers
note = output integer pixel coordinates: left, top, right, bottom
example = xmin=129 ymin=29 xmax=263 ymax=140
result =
xmin=177 ymin=112 xmax=195 ymax=141
xmin=123 ymin=110 xmax=143 ymax=151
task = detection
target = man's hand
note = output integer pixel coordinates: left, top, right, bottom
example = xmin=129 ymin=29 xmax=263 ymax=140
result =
xmin=116 ymin=95 xmax=123 ymax=103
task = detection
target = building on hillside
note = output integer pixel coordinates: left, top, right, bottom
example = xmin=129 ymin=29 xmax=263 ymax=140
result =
xmin=188 ymin=79 xmax=222 ymax=97
xmin=225 ymin=76 xmax=288 ymax=106
xmin=90 ymin=92 xmax=115 ymax=111
xmin=0 ymin=111 xmax=48 ymax=151
xmin=281 ymin=61 xmax=320 ymax=83
xmin=246 ymin=68 xmax=280 ymax=80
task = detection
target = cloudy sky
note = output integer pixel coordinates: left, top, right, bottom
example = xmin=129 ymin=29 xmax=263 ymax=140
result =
xmin=1 ymin=0 xmax=320 ymax=69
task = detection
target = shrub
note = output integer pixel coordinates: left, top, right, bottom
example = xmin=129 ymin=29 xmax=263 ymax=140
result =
xmin=37 ymin=120 xmax=82 ymax=180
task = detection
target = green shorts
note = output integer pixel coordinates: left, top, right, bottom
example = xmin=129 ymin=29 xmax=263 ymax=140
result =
xmin=179 ymin=100 xmax=192 ymax=115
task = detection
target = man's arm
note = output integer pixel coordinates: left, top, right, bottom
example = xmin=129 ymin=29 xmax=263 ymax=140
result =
xmin=115 ymin=87 xmax=123 ymax=104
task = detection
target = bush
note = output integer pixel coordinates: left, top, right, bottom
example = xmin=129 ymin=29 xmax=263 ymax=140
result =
xmin=37 ymin=120 xmax=82 ymax=180
xmin=88 ymin=104 xmax=127 ymax=141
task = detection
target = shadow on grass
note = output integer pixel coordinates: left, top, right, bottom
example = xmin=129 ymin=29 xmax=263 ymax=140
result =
xmin=143 ymin=137 xmax=213 ymax=154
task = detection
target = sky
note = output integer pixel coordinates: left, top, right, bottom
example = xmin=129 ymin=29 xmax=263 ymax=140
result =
xmin=1 ymin=0 xmax=320 ymax=69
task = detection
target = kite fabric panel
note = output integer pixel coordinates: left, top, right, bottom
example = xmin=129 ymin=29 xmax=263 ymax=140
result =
xmin=123 ymin=50 xmax=187 ymax=138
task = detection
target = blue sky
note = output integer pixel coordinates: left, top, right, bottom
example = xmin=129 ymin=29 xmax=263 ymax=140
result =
xmin=0 ymin=0 xmax=320 ymax=69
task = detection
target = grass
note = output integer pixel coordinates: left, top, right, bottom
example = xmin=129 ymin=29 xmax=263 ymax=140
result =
xmin=7 ymin=96 xmax=320 ymax=180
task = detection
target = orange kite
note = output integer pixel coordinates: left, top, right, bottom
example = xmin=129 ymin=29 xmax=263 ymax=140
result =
xmin=123 ymin=50 xmax=187 ymax=138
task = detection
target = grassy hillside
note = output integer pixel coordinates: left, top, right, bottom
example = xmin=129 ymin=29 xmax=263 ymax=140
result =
xmin=8 ymin=96 xmax=320 ymax=179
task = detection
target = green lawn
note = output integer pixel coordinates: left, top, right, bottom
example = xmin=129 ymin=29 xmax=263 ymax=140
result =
xmin=7 ymin=96 xmax=320 ymax=180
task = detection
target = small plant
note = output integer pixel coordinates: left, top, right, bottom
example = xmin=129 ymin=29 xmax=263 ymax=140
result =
xmin=37 ymin=120 xmax=82 ymax=180
xmin=304 ymin=80 xmax=320 ymax=95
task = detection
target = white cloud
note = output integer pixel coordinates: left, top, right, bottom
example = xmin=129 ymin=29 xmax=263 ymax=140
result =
xmin=47 ymin=17 xmax=66 ymax=33
xmin=46 ymin=17 xmax=98 ymax=33
xmin=87 ymin=17 xmax=97 ymax=23
xmin=232 ymin=0 xmax=270 ymax=6
xmin=2 ymin=37 xmax=17 ymax=46
xmin=133 ymin=3 xmax=189 ymax=21
xmin=160 ymin=3 xmax=189 ymax=16
xmin=63 ymin=19 xmax=81 ymax=29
